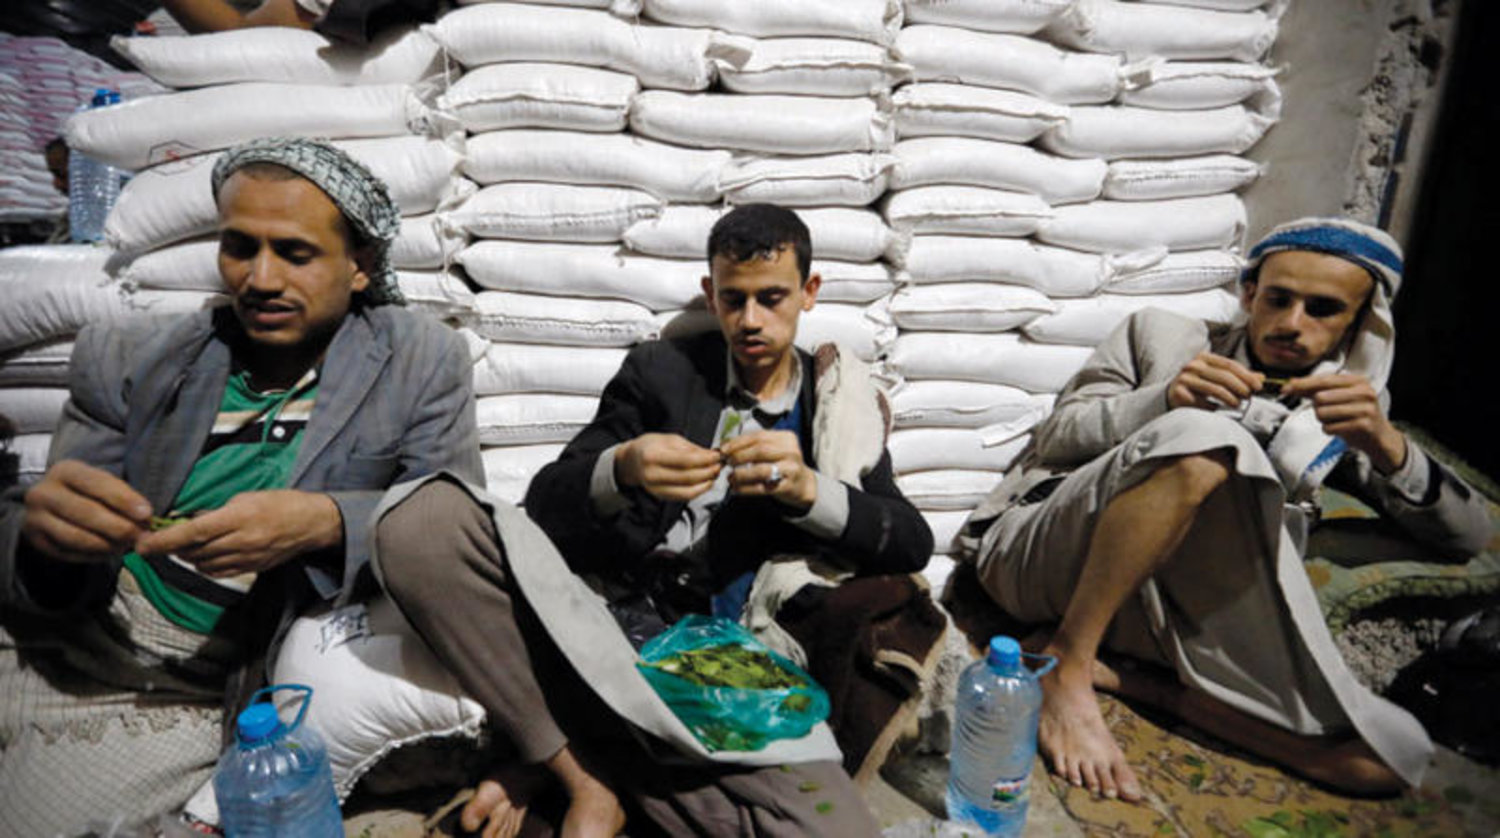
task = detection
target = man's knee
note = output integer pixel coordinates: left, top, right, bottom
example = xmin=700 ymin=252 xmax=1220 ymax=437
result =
xmin=1146 ymin=449 xmax=1233 ymax=508
xmin=377 ymin=478 xmax=492 ymax=593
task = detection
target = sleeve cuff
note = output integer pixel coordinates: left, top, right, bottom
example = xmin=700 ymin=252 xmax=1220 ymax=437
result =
xmin=590 ymin=444 xmax=631 ymax=518
xmin=785 ymin=470 xmax=849 ymax=542
xmin=1380 ymin=439 xmax=1433 ymax=504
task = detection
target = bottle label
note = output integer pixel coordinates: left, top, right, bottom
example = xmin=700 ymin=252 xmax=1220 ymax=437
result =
xmin=991 ymin=774 xmax=1029 ymax=806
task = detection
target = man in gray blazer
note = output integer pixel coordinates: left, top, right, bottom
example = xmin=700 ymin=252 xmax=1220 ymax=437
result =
xmin=961 ymin=217 xmax=1491 ymax=803
xmin=0 ymin=137 xmax=480 ymax=835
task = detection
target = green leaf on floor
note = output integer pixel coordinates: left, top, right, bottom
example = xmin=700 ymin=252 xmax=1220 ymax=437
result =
xmin=1242 ymin=809 xmax=1347 ymax=838
xmin=1187 ymin=771 xmax=1206 ymax=790
xmin=815 ymin=801 xmax=834 ymax=815
xmin=1182 ymin=754 xmax=1205 ymax=768
xmin=1443 ymin=785 xmax=1475 ymax=804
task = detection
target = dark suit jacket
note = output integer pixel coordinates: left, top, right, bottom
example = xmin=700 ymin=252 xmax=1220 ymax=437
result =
xmin=524 ymin=332 xmax=931 ymax=585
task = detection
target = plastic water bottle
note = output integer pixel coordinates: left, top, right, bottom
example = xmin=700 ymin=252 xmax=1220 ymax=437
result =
xmin=213 ymin=684 xmax=343 ymax=837
xmin=67 ymin=88 xmax=123 ymax=243
xmin=946 ymin=636 xmax=1054 ymax=837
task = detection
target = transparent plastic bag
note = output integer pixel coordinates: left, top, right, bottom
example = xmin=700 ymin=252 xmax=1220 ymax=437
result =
xmin=636 ymin=615 xmax=830 ymax=751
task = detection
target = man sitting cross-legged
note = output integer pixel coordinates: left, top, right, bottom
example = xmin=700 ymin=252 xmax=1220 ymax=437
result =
xmin=959 ymin=217 xmax=1492 ymax=801
xmin=373 ymin=204 xmax=939 ymax=836
xmin=0 ymin=137 xmax=480 ymax=836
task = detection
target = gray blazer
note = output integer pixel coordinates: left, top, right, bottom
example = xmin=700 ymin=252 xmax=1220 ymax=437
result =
xmin=0 ymin=304 xmax=483 ymax=615
xmin=966 ymin=308 xmax=1491 ymax=559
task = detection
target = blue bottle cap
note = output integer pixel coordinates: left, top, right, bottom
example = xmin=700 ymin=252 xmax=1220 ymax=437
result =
xmin=90 ymin=88 xmax=112 ymax=107
xmin=986 ymin=635 xmax=1022 ymax=670
xmin=236 ymin=703 xmax=284 ymax=744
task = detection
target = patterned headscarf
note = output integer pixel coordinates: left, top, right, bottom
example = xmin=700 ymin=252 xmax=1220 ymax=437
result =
xmin=1242 ymin=216 xmax=1402 ymax=299
xmin=212 ymin=137 xmax=404 ymax=306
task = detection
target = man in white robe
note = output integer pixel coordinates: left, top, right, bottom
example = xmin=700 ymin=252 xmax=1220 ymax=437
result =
xmin=960 ymin=217 xmax=1492 ymax=800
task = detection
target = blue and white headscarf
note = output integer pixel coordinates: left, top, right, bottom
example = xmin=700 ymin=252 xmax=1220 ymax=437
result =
xmin=1240 ymin=217 xmax=1403 ymax=497
xmin=211 ymin=137 xmax=404 ymax=306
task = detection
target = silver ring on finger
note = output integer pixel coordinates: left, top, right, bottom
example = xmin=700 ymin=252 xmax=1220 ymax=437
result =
xmin=766 ymin=463 xmax=783 ymax=488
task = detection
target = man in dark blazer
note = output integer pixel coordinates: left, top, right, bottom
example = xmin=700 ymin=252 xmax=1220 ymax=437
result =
xmin=0 ymin=138 xmax=480 ymax=835
xmin=377 ymin=204 xmax=937 ymax=837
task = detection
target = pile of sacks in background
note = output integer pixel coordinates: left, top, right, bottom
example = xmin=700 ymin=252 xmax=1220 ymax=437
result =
xmin=0 ymin=34 xmax=162 ymax=225
xmin=0 ymin=0 xmax=1287 ymax=592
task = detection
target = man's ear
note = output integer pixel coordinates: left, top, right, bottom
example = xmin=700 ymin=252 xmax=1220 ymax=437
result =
xmin=349 ymin=248 xmax=373 ymax=295
xmin=1239 ymin=278 xmax=1256 ymax=312
xmin=801 ymin=272 xmax=822 ymax=310
xmin=700 ymin=274 xmax=715 ymax=312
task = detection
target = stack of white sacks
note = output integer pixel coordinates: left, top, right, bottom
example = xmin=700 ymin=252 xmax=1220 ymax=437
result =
xmin=425 ymin=0 xmax=907 ymax=503
xmin=882 ymin=0 xmax=1284 ymax=588
xmin=0 ymin=25 xmax=465 ymax=482
xmin=1 ymin=1 xmax=1286 ymax=580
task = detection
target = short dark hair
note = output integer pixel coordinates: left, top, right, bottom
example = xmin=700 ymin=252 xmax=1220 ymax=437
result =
xmin=706 ymin=204 xmax=812 ymax=282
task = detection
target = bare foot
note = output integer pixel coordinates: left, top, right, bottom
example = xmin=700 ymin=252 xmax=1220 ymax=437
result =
xmin=1037 ymin=658 xmax=1143 ymax=802
xmin=459 ymin=764 xmax=547 ymax=838
xmin=547 ymin=746 xmax=626 ymax=838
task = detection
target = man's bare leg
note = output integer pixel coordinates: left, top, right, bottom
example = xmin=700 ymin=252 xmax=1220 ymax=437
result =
xmin=1037 ymin=451 xmax=1233 ymax=801
xmin=462 ymin=746 xmax=625 ymax=838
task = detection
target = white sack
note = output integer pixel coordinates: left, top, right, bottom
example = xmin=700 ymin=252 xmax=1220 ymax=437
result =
xmin=0 ymin=245 xmax=126 ymax=353
xmin=902 ymin=0 xmax=1072 ymax=34
xmin=471 ymin=342 xmax=627 ymax=396
xmin=113 ymin=238 xmax=221 ymax=292
xmin=895 ymin=25 xmax=1126 ymax=105
xmin=882 ymin=186 xmax=1052 ymax=237
xmin=1136 ymin=0 xmax=1273 ymax=9
xmin=1120 ymin=61 xmax=1281 ymax=110
xmin=1110 ymin=249 xmax=1243 ymax=295
xmin=640 ymin=0 xmax=901 ymax=45
xmin=110 ymin=25 xmax=441 ymax=87
xmin=391 ymin=214 xmax=467 ymax=269
xmin=893 ymin=84 xmax=1067 ymax=143
xmin=65 ymin=82 xmax=431 ymax=170
xmin=471 ymin=290 xmax=658 ymax=347
xmin=439 ymin=63 xmax=637 ymax=133
xmin=463 ymin=129 xmax=728 ymax=202
xmin=1041 ymin=104 xmax=1275 ymax=160
xmin=889 ymin=429 xmax=1028 ymax=474
xmin=657 ymin=302 xmax=892 ymax=362
xmin=482 ymin=443 xmax=567 ymax=505
xmin=888 ymin=283 xmax=1056 ymax=333
xmin=623 ymin=205 xmax=897 ymax=263
xmin=923 ymin=511 xmax=969 ymax=557
xmin=124 ymin=289 xmax=228 ymax=315
xmin=0 ymin=339 xmax=75 ymax=388
xmin=107 ymin=136 xmax=465 ymax=254
xmin=460 ymin=241 xmax=700 ymax=311
xmin=456 ymin=0 xmax=640 ymax=9
xmin=717 ymin=38 xmax=910 ymax=96
xmin=7 ymin=432 xmax=50 ymax=486
xmin=629 ymin=91 xmax=893 ymax=155
xmin=891 ymin=380 xmax=1053 ymax=439
xmin=271 ymin=597 xmax=486 ymax=800
xmin=815 ymin=261 xmax=896 ymax=303
xmin=427 ymin=4 xmax=752 ymax=91
xmin=396 ymin=270 xmax=477 ymax=318
xmin=887 ymin=331 xmax=1092 ymax=392
xmin=477 ymin=393 xmax=600 ymax=446
xmin=1022 ymin=287 xmax=1242 ymax=346
xmin=718 ymin=153 xmax=895 ymax=207
xmin=1103 ymin=154 xmax=1263 ymax=201
xmin=447 ymin=183 xmax=661 ymax=243
xmin=896 ymin=469 xmax=1007 ymax=511
xmin=1036 ymin=194 xmax=1246 ymax=253
xmin=0 ymin=387 xmax=69 ymax=435
xmin=902 ymin=236 xmax=1163 ymax=298
xmin=1047 ymin=0 xmax=1279 ymax=62
xmin=891 ymin=138 xmax=1106 ymax=205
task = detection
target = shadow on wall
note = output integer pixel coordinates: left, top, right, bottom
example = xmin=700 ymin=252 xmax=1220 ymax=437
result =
xmin=1391 ymin=0 xmax=1500 ymax=481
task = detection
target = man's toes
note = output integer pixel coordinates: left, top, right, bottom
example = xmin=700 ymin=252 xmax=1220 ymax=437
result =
xmin=1116 ymin=765 xmax=1143 ymax=803
xmin=1080 ymin=762 xmax=1102 ymax=796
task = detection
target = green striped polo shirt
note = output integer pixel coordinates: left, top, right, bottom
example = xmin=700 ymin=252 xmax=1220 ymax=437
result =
xmin=122 ymin=367 xmax=319 ymax=634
